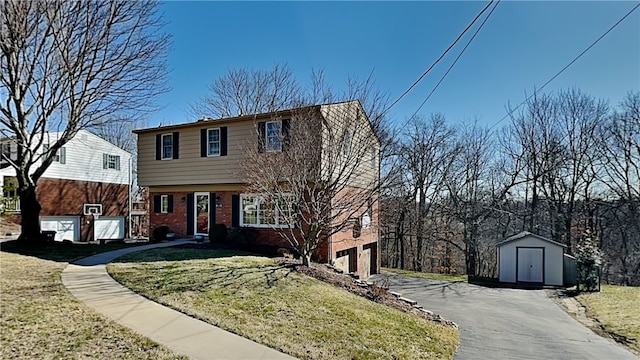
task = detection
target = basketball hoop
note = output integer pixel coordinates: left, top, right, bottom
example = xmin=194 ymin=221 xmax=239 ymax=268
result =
xmin=83 ymin=203 xmax=103 ymax=220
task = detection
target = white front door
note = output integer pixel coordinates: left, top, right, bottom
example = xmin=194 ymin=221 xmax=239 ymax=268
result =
xmin=194 ymin=192 xmax=209 ymax=235
xmin=517 ymin=248 xmax=544 ymax=283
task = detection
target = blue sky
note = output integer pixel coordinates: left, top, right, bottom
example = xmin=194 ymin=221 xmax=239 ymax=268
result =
xmin=154 ymin=1 xmax=640 ymax=130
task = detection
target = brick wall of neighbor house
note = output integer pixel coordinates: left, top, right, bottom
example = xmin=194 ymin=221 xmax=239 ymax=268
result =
xmin=36 ymin=177 xmax=129 ymax=241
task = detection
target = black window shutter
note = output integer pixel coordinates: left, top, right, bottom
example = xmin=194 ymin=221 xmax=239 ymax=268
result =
xmin=167 ymin=195 xmax=174 ymax=213
xmin=200 ymin=129 xmax=207 ymax=157
xmin=210 ymin=192 xmax=217 ymax=226
xmin=172 ymin=132 xmax=179 ymax=159
xmin=257 ymin=121 xmax=266 ymax=153
xmin=153 ymin=195 xmax=161 ymax=213
xmin=155 ymin=134 xmax=161 ymax=160
xmin=282 ymin=119 xmax=291 ymax=150
xmin=231 ymin=194 xmax=240 ymax=227
xmin=220 ymin=127 xmax=228 ymax=156
xmin=186 ymin=193 xmax=194 ymax=235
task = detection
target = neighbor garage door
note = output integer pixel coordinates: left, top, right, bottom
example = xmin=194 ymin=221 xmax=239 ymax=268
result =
xmin=94 ymin=216 xmax=125 ymax=241
xmin=40 ymin=216 xmax=80 ymax=242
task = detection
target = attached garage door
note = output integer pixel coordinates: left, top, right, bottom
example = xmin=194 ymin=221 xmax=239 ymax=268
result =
xmin=94 ymin=217 xmax=125 ymax=240
xmin=40 ymin=216 xmax=80 ymax=242
xmin=517 ymin=247 xmax=544 ymax=283
xmin=361 ymin=248 xmax=371 ymax=279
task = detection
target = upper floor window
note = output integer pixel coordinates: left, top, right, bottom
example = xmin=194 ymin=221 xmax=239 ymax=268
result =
xmin=208 ymin=128 xmax=220 ymax=156
xmin=258 ymin=119 xmax=289 ymax=153
xmin=103 ymin=153 xmax=121 ymax=170
xmin=266 ymin=121 xmax=282 ymax=152
xmin=156 ymin=132 xmax=180 ymax=160
xmin=2 ymin=143 xmax=11 ymax=160
xmin=162 ymin=134 xmax=173 ymax=159
xmin=43 ymin=144 xmax=66 ymax=164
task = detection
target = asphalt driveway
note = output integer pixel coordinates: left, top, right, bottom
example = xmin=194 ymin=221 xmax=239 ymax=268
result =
xmin=372 ymin=273 xmax=637 ymax=360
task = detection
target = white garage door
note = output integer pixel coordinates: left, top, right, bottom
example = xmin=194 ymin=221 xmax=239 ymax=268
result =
xmin=94 ymin=217 xmax=125 ymax=240
xmin=40 ymin=216 xmax=80 ymax=242
xmin=517 ymin=248 xmax=544 ymax=283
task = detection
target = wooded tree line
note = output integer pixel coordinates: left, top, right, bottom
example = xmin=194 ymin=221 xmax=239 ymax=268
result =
xmin=380 ymin=89 xmax=640 ymax=285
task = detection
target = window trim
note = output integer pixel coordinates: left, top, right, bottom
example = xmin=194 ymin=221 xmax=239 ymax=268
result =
xmin=104 ymin=154 xmax=120 ymax=170
xmin=239 ymin=193 xmax=293 ymax=228
xmin=160 ymin=195 xmax=169 ymax=213
xmin=161 ymin=133 xmax=173 ymax=160
xmin=265 ymin=120 xmax=282 ymax=153
xmin=207 ymin=128 xmax=221 ymax=157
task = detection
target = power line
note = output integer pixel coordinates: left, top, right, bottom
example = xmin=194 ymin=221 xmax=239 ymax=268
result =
xmin=409 ymin=0 xmax=500 ymax=121
xmin=380 ymin=0 xmax=496 ymax=118
xmin=488 ymin=2 xmax=640 ymax=131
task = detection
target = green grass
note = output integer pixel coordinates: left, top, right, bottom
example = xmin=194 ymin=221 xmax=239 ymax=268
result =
xmin=577 ymin=285 xmax=640 ymax=355
xmin=383 ymin=267 xmax=468 ymax=282
xmin=109 ymin=248 xmax=459 ymax=360
xmin=0 ymin=242 xmax=185 ymax=360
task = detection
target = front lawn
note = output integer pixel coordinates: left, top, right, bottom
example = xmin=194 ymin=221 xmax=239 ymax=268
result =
xmin=109 ymin=248 xmax=459 ymax=360
xmin=383 ymin=267 xmax=468 ymax=282
xmin=577 ymin=285 xmax=640 ymax=355
xmin=0 ymin=241 xmax=185 ymax=360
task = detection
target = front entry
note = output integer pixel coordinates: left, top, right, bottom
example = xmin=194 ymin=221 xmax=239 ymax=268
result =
xmin=194 ymin=192 xmax=209 ymax=236
xmin=517 ymin=247 xmax=544 ymax=283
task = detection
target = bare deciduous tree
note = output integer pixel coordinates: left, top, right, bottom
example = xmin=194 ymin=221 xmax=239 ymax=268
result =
xmin=0 ymin=0 xmax=169 ymax=243
xmin=192 ymin=63 xmax=302 ymax=119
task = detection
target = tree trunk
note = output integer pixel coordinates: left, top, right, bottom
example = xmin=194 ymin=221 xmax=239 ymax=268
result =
xmin=301 ymin=253 xmax=312 ymax=267
xmin=17 ymin=184 xmax=43 ymax=244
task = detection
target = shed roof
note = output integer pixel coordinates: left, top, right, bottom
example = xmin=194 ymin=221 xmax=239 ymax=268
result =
xmin=496 ymin=231 xmax=567 ymax=248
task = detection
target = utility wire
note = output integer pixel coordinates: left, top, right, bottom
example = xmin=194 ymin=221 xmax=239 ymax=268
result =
xmin=408 ymin=0 xmax=501 ymax=121
xmin=380 ymin=0 xmax=496 ymax=118
xmin=489 ymin=2 xmax=640 ymax=131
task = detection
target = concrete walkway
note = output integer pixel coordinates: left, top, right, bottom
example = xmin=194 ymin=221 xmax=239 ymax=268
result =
xmin=61 ymin=240 xmax=296 ymax=360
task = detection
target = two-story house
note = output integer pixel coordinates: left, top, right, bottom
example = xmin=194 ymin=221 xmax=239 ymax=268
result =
xmin=0 ymin=129 xmax=132 ymax=242
xmin=134 ymin=100 xmax=380 ymax=278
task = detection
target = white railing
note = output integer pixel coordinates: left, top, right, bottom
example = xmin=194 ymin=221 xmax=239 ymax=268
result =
xmin=2 ymin=198 xmax=20 ymax=213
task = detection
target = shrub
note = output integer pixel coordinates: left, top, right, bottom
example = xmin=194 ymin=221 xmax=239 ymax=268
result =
xmin=152 ymin=225 xmax=170 ymax=243
xmin=577 ymin=230 xmax=603 ymax=292
xmin=209 ymin=223 xmax=228 ymax=243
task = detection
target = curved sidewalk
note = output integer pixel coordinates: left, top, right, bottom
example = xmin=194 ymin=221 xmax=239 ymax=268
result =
xmin=61 ymin=240 xmax=296 ymax=360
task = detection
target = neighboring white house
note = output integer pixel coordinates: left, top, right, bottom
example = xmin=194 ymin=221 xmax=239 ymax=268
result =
xmin=497 ymin=231 xmax=567 ymax=287
xmin=0 ymin=130 xmax=132 ymax=241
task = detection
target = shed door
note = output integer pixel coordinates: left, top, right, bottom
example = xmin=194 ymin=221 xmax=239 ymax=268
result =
xmin=517 ymin=248 xmax=543 ymax=283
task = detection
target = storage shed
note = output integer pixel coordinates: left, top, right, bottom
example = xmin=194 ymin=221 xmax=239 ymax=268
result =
xmin=497 ymin=231 xmax=567 ymax=286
